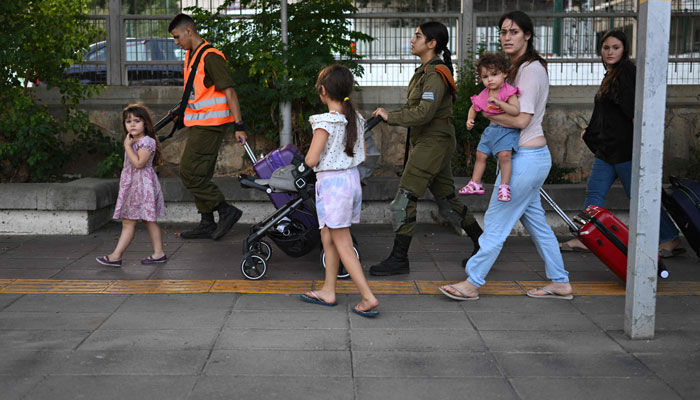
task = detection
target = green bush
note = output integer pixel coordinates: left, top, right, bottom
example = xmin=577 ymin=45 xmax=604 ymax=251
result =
xmin=0 ymin=0 xmax=119 ymax=182
xmin=188 ymin=0 xmax=372 ymax=148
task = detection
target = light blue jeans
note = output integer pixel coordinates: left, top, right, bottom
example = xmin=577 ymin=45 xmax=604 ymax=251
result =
xmin=466 ymin=146 xmax=569 ymax=287
xmin=585 ymin=157 xmax=679 ymax=243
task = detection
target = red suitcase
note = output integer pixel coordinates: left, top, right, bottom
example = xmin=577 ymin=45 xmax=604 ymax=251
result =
xmin=540 ymin=190 xmax=668 ymax=281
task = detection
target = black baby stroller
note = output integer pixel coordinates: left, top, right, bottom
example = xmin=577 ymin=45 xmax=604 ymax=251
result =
xmin=237 ymin=116 xmax=381 ymax=280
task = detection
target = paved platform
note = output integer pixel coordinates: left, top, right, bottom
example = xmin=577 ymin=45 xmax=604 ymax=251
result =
xmin=1 ymin=222 xmax=698 ymax=284
xmin=0 ymin=223 xmax=699 ymax=399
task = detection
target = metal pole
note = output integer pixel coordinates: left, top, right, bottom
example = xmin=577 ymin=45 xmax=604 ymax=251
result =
xmin=279 ymin=0 xmax=292 ymax=146
xmin=107 ymin=0 xmax=123 ymax=86
xmin=461 ymin=0 xmax=473 ymax=68
xmin=625 ymin=0 xmax=672 ymax=340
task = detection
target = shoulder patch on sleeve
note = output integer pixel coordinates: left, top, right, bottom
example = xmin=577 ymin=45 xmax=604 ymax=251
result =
xmin=422 ymin=92 xmax=435 ymax=101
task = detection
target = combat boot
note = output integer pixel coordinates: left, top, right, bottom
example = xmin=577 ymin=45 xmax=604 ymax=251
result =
xmin=369 ymin=234 xmax=412 ymax=276
xmin=460 ymin=221 xmax=483 ymax=267
xmin=180 ymin=213 xmax=217 ymax=239
xmin=212 ymin=202 xmax=243 ymax=241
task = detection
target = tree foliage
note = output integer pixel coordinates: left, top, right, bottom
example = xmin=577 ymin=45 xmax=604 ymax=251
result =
xmin=0 ymin=0 xmax=118 ymax=182
xmin=188 ymin=0 xmax=373 ymax=148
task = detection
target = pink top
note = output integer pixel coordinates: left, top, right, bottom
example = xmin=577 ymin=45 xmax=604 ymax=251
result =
xmin=470 ymin=82 xmax=520 ymax=116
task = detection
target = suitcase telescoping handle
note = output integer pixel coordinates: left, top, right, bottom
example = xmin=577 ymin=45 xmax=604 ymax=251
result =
xmin=539 ymin=188 xmax=579 ymax=234
xmin=242 ymin=141 xmax=258 ymax=164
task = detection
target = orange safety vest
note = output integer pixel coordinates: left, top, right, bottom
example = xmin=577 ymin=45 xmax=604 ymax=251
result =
xmin=183 ymin=41 xmax=234 ymax=127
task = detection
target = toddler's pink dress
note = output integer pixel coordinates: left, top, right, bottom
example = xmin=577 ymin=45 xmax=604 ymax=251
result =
xmin=113 ymin=136 xmax=166 ymax=221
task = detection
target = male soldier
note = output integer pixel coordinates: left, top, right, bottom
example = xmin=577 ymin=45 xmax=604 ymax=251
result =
xmin=169 ymin=13 xmax=247 ymax=240
xmin=369 ymin=22 xmax=482 ymax=276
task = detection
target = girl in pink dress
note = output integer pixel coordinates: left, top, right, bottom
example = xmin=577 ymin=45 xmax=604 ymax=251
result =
xmin=459 ymin=52 xmax=521 ymax=202
xmin=96 ymin=104 xmax=167 ymax=267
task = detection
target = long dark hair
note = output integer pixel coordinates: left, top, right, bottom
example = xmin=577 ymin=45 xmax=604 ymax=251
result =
xmin=498 ymin=11 xmax=547 ymax=83
xmin=315 ymin=64 xmax=358 ymax=157
xmin=598 ymin=30 xmax=633 ymax=101
xmin=419 ymin=21 xmax=453 ymax=75
xmin=122 ymin=103 xmax=162 ymax=166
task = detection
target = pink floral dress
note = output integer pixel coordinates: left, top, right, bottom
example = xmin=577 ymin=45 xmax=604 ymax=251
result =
xmin=113 ymin=136 xmax=166 ymax=221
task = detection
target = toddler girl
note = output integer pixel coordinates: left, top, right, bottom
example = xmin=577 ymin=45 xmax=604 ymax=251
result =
xmin=96 ymin=104 xmax=167 ymax=267
xmin=300 ymin=64 xmax=379 ymax=317
xmin=459 ymin=52 xmax=521 ymax=202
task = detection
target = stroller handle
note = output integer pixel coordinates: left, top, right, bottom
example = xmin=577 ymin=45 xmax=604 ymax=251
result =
xmin=365 ymin=116 xmax=383 ymax=133
xmin=243 ymin=116 xmax=382 ymax=165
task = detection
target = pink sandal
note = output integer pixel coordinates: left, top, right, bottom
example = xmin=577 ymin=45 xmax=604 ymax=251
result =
xmin=497 ymin=184 xmax=511 ymax=202
xmin=458 ymin=180 xmax=485 ymax=195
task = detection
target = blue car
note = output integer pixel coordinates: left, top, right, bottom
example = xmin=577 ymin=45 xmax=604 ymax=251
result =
xmin=65 ymin=38 xmax=185 ymax=85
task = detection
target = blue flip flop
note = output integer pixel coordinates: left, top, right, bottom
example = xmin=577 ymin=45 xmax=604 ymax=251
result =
xmin=352 ymin=304 xmax=379 ymax=318
xmin=299 ymin=292 xmax=337 ymax=307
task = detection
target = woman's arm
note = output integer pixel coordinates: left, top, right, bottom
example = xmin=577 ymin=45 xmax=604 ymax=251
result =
xmin=486 ymin=111 xmax=532 ymax=130
xmin=305 ymin=128 xmax=329 ymax=167
xmin=494 ymin=94 xmax=520 ymax=116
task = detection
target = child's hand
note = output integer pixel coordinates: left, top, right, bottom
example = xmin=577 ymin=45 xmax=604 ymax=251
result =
xmin=466 ymin=119 xmax=475 ymax=131
xmin=124 ymin=134 xmax=134 ymax=148
xmin=487 ymin=96 xmax=501 ymax=106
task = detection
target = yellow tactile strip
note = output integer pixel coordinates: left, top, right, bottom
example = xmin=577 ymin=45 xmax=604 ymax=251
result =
xmin=1 ymin=279 xmax=700 ymax=296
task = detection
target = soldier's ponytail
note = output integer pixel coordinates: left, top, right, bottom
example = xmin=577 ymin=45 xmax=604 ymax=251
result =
xmin=441 ymin=48 xmax=454 ymax=75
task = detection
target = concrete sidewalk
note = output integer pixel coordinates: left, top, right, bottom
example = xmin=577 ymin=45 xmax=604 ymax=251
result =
xmin=1 ymin=293 xmax=699 ymax=399
xmin=1 ymin=222 xmax=697 ymax=282
xmin=0 ymin=223 xmax=699 ymax=399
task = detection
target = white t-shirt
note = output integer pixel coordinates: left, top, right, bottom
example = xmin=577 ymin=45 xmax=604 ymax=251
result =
xmin=309 ymin=111 xmax=365 ymax=172
xmin=513 ymin=61 xmax=549 ymax=146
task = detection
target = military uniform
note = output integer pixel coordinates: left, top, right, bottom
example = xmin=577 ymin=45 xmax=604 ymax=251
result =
xmin=180 ymin=49 xmax=235 ymax=214
xmin=370 ymin=57 xmax=482 ymax=276
xmin=179 ymin=43 xmax=243 ymax=240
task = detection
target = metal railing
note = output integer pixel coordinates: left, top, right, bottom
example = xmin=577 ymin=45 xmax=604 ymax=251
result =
xmin=80 ymin=0 xmax=700 ymax=86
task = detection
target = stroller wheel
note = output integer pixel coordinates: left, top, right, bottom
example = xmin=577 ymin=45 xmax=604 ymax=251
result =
xmin=241 ymin=255 xmax=267 ymax=280
xmin=320 ymin=245 xmax=360 ymax=280
xmin=248 ymin=240 xmax=272 ymax=261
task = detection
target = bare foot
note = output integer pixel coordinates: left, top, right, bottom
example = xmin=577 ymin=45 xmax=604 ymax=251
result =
xmin=527 ymin=282 xmax=573 ymax=297
xmin=356 ymin=297 xmax=379 ymax=312
xmin=440 ymin=280 xmax=479 ymax=299
xmin=659 ymin=237 xmax=681 ymax=252
xmin=304 ymin=290 xmax=336 ymax=306
xmin=559 ymin=238 xmax=587 ymax=251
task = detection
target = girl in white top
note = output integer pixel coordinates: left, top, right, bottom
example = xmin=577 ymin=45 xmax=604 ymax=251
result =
xmin=439 ymin=11 xmax=573 ymax=301
xmin=300 ymin=64 xmax=379 ymax=317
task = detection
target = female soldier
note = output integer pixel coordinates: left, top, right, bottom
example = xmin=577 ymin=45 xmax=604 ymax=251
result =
xmin=370 ymin=21 xmax=483 ymax=276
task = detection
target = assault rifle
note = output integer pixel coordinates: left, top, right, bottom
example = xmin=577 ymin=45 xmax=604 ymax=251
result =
xmin=155 ymin=101 xmax=185 ymax=142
